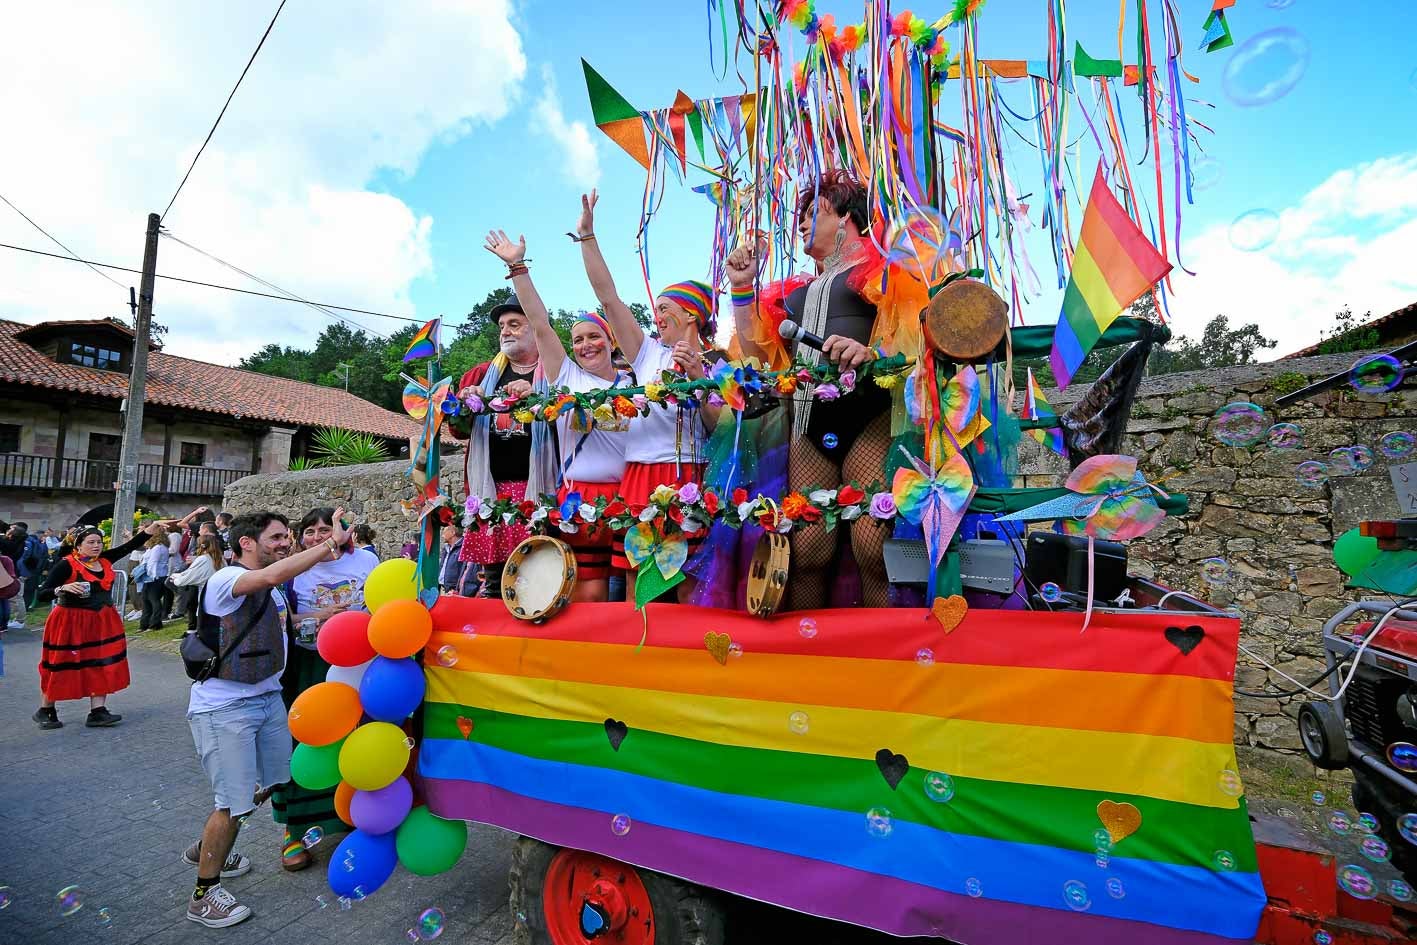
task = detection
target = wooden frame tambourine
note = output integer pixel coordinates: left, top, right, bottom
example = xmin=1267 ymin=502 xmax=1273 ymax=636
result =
xmin=502 ymin=536 xmax=577 ymax=622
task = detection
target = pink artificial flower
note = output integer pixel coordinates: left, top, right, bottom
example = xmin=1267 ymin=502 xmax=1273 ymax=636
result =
xmin=868 ymin=492 xmax=896 ymax=519
xmin=678 ymin=482 xmax=701 ymax=504
xmin=815 ymin=383 xmax=841 ymax=402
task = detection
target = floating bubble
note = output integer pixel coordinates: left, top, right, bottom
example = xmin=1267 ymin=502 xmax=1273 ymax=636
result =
xmin=302 ymin=826 xmax=324 ymax=849
xmin=1400 ymin=813 xmax=1417 ymax=844
xmin=1338 ymin=863 xmax=1377 ymax=900
xmin=1212 ymin=402 xmax=1267 ymax=446
xmin=1350 ymin=354 xmax=1404 ymax=394
xmin=315 ymin=895 xmax=330 ymax=910
xmin=923 ymin=772 xmax=955 ymax=803
xmin=865 ymin=807 xmax=894 ymax=839
xmin=822 ymin=433 xmax=839 ymax=450
xmin=1328 ymin=449 xmax=1358 ymax=477
xmin=405 ymin=736 xmax=417 ymax=750
xmin=1062 ymin=880 xmax=1091 ymax=912
xmin=1267 ymin=423 xmax=1303 ymax=450
xmin=1095 ymin=852 xmax=1111 ymax=869
xmin=1357 ymin=813 xmax=1380 ymax=833
xmin=96 ymin=907 xmax=112 ymax=928
xmin=611 ymin=814 xmax=632 ymax=837
xmin=353 ymin=886 xmax=367 ymax=902
xmin=1327 ymin=811 xmax=1352 ymax=836
xmin=417 ymin=907 xmax=446 ymax=940
xmin=56 ymin=885 xmax=83 ymax=916
xmin=798 ymin=617 xmax=818 ymax=640
xmin=915 ymin=648 xmax=935 ymax=667
xmin=338 ymin=896 xmax=353 ymax=911
xmin=1296 ymin=461 xmax=1329 ymax=488
xmin=1380 ymin=432 xmax=1416 ymax=460
xmin=1277 ymin=807 xmax=1297 ymax=819
xmin=1105 ymin=877 xmax=1125 ymax=900
xmin=1311 ymin=790 xmax=1326 ymax=805
xmin=1390 ymin=879 xmax=1414 ymax=902
xmin=460 ymin=624 xmax=478 ymax=638
xmin=1360 ymin=836 xmax=1391 ymax=863
xmin=1218 ymin=769 xmax=1243 ymax=797
xmin=1213 ymin=850 xmax=1237 ymax=872
xmin=1267 ymin=0 xmax=1295 ymax=8
xmin=1201 ymin=558 xmax=1232 ymax=585
xmin=1314 ymin=933 xmax=1333 ymax=945
xmin=1222 ymin=28 xmax=1310 ymax=108
xmin=1350 ymin=445 xmax=1375 ymax=472
xmin=1094 ymin=828 xmax=1114 ymax=851
xmin=964 ymin=877 xmax=983 ymax=898
xmin=1191 ymin=155 xmax=1222 ymax=191
xmin=727 ymin=642 xmax=744 ymax=659
xmin=1228 ymin=208 xmax=1281 ymax=252
xmin=1388 ymin=741 xmax=1417 ymax=772
xmin=406 ymin=931 xmax=420 ymax=943
xmin=0 ymin=886 xmax=9 ymax=910
xmin=436 ymin=645 xmax=459 ymax=668
xmin=788 ymin=711 xmax=810 ymax=735
xmin=1040 ymin=582 xmax=1063 ymax=603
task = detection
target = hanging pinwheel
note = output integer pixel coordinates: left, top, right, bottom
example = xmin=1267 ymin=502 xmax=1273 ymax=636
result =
xmin=892 ymin=446 xmax=977 ymax=600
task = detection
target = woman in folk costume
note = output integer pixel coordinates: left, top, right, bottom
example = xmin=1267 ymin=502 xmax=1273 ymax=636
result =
xmin=572 ymin=190 xmax=722 ymax=603
xmin=484 ymin=228 xmax=630 ymax=603
xmin=453 ymin=297 xmax=558 ymax=597
xmin=728 ymin=169 xmax=928 ymax=608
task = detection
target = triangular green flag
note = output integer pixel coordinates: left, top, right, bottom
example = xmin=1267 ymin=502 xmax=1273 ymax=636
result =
xmin=582 ymin=59 xmax=640 ymax=126
xmin=687 ymin=105 xmax=706 ymax=162
xmin=1201 ymin=11 xmax=1234 ymax=53
xmin=1074 ymin=41 xmax=1123 ymax=78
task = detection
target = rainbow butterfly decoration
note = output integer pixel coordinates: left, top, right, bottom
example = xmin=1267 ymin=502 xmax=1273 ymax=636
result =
xmin=905 ymin=364 xmax=991 ymax=456
xmin=892 ymin=446 xmax=977 ymax=599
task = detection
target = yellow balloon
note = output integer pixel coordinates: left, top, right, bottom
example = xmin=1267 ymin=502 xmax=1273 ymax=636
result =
xmin=338 ymin=721 xmax=411 ymax=791
xmin=364 ymin=558 xmax=419 ymax=614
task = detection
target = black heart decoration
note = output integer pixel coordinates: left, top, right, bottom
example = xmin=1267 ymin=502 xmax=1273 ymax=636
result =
xmin=604 ymin=718 xmax=629 ymax=752
xmin=875 ymin=748 xmax=909 ymax=790
xmin=1164 ymin=625 xmax=1205 ymax=656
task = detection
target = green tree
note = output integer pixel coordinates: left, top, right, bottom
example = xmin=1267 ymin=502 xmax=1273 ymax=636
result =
xmin=1147 ymin=314 xmax=1276 ymax=376
xmin=1315 ymin=306 xmax=1379 ymax=356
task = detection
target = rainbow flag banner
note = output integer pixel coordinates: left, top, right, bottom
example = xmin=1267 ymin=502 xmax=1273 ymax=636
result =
xmin=402 ymin=317 xmax=441 ymax=363
xmin=419 ymin=599 xmax=1264 ymax=944
xmin=1024 ymin=367 xmax=1067 ymax=457
xmin=1050 ymin=165 xmax=1172 ymax=389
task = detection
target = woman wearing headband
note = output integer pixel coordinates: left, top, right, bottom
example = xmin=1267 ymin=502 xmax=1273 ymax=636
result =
xmin=572 ymin=190 xmax=722 ymax=603
xmin=485 ymin=228 xmax=629 ymax=603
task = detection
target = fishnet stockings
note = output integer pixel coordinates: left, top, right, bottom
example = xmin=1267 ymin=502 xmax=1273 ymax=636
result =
xmin=786 ymin=435 xmax=841 ymax=610
xmin=845 ymin=414 xmax=893 ymax=608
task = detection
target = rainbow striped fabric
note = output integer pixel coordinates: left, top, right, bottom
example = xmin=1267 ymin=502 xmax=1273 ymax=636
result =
xmin=420 ymin=600 xmax=1264 ymax=945
xmin=1050 ymin=165 xmax=1171 ymax=388
xmin=402 ymin=317 xmax=441 ymax=363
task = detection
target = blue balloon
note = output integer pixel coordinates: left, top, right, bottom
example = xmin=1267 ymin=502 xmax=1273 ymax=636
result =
xmin=327 ymin=828 xmax=397 ymax=898
xmin=358 ymin=655 xmax=426 ymax=723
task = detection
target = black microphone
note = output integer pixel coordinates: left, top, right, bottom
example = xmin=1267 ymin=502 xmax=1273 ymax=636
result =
xmin=779 ymin=319 xmax=827 ymax=351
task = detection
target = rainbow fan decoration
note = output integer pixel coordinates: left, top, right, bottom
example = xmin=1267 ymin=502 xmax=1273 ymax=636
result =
xmin=402 ymin=318 xmax=442 ymax=363
xmin=892 ymin=447 xmax=977 ymax=599
xmin=995 ymin=455 xmax=1166 ymax=541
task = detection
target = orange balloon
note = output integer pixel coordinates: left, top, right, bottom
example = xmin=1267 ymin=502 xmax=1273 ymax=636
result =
xmin=288 ymin=681 xmax=363 ymax=746
xmin=367 ymin=598 xmax=434 ymax=659
xmin=334 ymin=780 xmax=356 ymax=827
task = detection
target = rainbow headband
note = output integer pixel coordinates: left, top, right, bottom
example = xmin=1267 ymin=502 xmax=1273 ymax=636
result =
xmin=660 ymin=280 xmax=717 ymax=337
xmin=574 ymin=311 xmax=618 ymax=349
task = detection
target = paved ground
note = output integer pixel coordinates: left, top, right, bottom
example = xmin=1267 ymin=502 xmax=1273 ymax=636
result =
xmin=0 ymin=624 xmax=516 ymax=945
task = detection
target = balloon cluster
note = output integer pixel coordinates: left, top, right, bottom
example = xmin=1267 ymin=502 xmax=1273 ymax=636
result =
xmin=286 ymin=558 xmax=469 ymax=899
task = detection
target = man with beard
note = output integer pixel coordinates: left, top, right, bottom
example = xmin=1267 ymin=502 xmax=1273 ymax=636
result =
xmin=182 ymin=509 xmax=350 ymax=928
xmin=455 ymin=298 xmax=558 ymax=597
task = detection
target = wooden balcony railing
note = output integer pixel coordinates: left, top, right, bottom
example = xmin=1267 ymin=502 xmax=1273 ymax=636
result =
xmin=0 ymin=453 xmax=250 ymax=496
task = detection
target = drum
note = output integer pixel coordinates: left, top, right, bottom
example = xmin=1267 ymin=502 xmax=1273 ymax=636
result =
xmin=745 ymin=532 xmax=790 ymax=617
xmin=922 ymin=278 xmax=1009 ymax=361
xmin=502 ymin=536 xmax=577 ymax=622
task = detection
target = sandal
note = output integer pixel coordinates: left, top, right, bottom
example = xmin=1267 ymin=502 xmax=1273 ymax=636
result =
xmin=281 ymin=848 xmax=313 ymax=872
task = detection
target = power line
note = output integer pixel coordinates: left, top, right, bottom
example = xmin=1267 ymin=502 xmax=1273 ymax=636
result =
xmin=161 ymin=0 xmax=288 ymax=222
xmin=0 ymin=191 xmax=124 ymax=288
xmin=0 ymin=239 xmax=419 ymax=325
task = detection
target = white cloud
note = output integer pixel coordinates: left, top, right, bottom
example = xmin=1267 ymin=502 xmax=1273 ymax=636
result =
xmin=0 ymin=0 xmax=527 ymax=363
xmin=531 ymin=65 xmax=601 ymax=191
xmin=1164 ymin=152 xmax=1417 ymax=356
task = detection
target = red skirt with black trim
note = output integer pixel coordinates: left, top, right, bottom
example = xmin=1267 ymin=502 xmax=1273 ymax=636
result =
xmin=39 ymin=605 xmax=130 ymax=700
xmin=612 ymin=461 xmax=707 ymax=570
xmin=555 ymin=481 xmax=621 ymax=581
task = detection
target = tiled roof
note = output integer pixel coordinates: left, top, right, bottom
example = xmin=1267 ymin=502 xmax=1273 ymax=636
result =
xmin=0 ymin=318 xmax=424 ymax=440
xmin=1283 ymin=302 xmax=1417 ymax=359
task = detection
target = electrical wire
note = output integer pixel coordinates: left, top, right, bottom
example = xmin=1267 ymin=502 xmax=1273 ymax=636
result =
xmin=0 ymin=240 xmax=418 ymax=324
xmin=0 ymin=192 xmax=124 ymax=288
xmin=1235 ymin=659 xmax=1348 ymax=699
xmin=160 ymin=0 xmax=287 ymax=222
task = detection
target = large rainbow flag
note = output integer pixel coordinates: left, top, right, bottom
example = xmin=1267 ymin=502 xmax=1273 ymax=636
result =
xmin=1050 ymin=165 xmax=1172 ymax=389
xmin=420 ymin=600 xmax=1264 ymax=945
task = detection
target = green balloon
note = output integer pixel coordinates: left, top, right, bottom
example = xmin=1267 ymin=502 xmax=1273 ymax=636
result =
xmin=395 ymin=805 xmax=468 ymax=876
xmin=291 ymin=738 xmax=345 ymax=790
xmin=1334 ymin=528 xmax=1381 ymax=577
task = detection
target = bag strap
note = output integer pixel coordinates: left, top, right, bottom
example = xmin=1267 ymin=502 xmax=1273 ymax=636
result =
xmin=198 ymin=573 xmax=272 ymax=668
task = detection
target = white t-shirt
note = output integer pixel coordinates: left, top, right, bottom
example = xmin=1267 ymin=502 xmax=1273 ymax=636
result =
xmin=626 ymin=341 xmax=707 ymax=464
xmin=554 ymin=360 xmax=630 ymax=484
xmin=292 ymin=550 xmax=376 ymax=614
xmin=188 ymin=566 xmax=290 ymax=715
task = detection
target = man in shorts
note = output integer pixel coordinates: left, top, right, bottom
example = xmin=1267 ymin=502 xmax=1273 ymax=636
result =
xmin=183 ymin=509 xmax=350 ymax=927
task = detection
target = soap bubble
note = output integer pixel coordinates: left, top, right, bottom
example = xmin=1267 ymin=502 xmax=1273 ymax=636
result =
xmin=0 ymin=887 xmax=10 ymax=910
xmin=964 ymin=877 xmax=983 ymax=898
xmin=404 ymin=736 xmax=416 ymax=750
xmin=1062 ymin=880 xmax=1091 ymax=911
xmin=1311 ymin=790 xmax=1326 ymax=805
xmin=611 ymin=814 xmax=632 ymax=837
xmin=302 ymin=826 xmax=323 ymax=848
xmin=1350 ymin=445 xmax=1375 ymax=472
xmin=1357 ymin=812 xmax=1380 ymax=833
xmin=923 ymin=772 xmax=955 ymax=803
xmin=1218 ymin=769 xmax=1243 ymax=797
xmin=460 ymin=624 xmax=478 ymax=638
xmin=435 ymin=645 xmax=459 ymax=668
xmin=1095 ymin=852 xmax=1111 ymax=869
xmin=1360 ymin=836 xmax=1391 ymax=863
xmin=1380 ymin=432 xmax=1416 ymax=460
xmin=727 ymin=642 xmax=743 ymax=659
xmin=788 ymin=711 xmax=810 ymax=735
xmin=353 ymin=886 xmax=367 ymax=902
xmin=915 ymin=648 xmax=935 ymax=667
xmin=1093 ymin=829 xmax=1114 ymax=852
xmin=338 ymin=896 xmax=353 ymax=910
xmin=865 ymin=807 xmax=894 ymax=839
xmin=1201 ymin=558 xmax=1232 ymax=585
xmin=1267 ymin=0 xmax=1294 ymax=7
xmin=316 ymin=895 xmax=330 ymax=910
xmin=1328 ymin=811 xmax=1352 ymax=835
xmin=822 ymin=433 xmax=839 ymax=450
xmin=1228 ymin=209 xmax=1281 ymax=252
xmin=1314 ymin=933 xmax=1332 ymax=945
xmin=1350 ymin=354 xmax=1404 ymax=394
xmin=1040 ymin=582 xmax=1063 ymax=603
xmin=1212 ymin=402 xmax=1267 ymax=446
xmin=56 ymin=885 xmax=83 ymax=916
xmin=1388 ymin=742 xmax=1417 ymax=772
xmin=1296 ymin=461 xmax=1329 ymax=488
xmin=1390 ymin=879 xmax=1414 ymax=902
xmin=1105 ymin=877 xmax=1125 ymax=899
xmin=1328 ymin=449 xmax=1357 ymax=477
xmin=1191 ymin=155 xmax=1222 ymax=191
xmin=96 ymin=907 xmax=112 ymax=928
xmin=1266 ymin=423 xmax=1303 ymax=449
xmin=1399 ymin=813 xmax=1417 ymax=844
xmin=406 ymin=931 xmax=420 ymax=943
xmin=417 ymin=907 xmax=446 ymax=940
xmin=1338 ymin=863 xmax=1377 ymax=900
xmin=798 ymin=617 xmax=818 ymax=639
xmin=1213 ymin=850 xmax=1237 ymax=872
xmin=1222 ymin=28 xmax=1310 ymax=107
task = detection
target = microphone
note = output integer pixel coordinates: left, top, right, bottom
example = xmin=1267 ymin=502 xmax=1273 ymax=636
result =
xmin=778 ymin=319 xmax=826 ymax=351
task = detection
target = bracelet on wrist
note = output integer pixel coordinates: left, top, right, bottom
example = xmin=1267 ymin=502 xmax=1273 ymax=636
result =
xmin=567 ymin=231 xmax=596 ymax=243
xmin=504 ymin=263 xmax=529 ymax=281
xmin=731 ymin=284 xmax=755 ymax=307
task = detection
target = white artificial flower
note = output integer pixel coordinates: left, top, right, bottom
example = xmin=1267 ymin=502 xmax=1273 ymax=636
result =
xmin=841 ymin=505 xmax=863 ymax=521
xmin=809 ymin=489 xmax=838 ymax=505
xmin=558 ymin=520 xmax=580 ymax=534
xmin=638 ymin=506 xmax=660 ymax=523
xmin=579 ymin=503 xmax=598 ymax=522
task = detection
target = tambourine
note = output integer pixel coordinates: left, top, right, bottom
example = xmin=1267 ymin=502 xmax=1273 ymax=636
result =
xmin=921 ymin=277 xmax=1009 ymax=361
xmin=502 ymin=536 xmax=577 ymax=622
xmin=746 ymin=531 xmax=791 ymax=617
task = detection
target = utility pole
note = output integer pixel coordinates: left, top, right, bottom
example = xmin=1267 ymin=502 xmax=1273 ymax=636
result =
xmin=112 ymin=213 xmax=160 ymax=542
xmin=337 ymin=361 xmax=350 ymax=392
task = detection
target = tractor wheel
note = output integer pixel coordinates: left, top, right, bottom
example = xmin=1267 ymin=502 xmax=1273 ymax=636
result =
xmin=1297 ymin=701 xmax=1350 ymax=770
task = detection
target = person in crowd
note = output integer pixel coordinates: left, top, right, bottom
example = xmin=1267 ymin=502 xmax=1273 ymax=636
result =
xmin=170 ymin=535 xmax=224 ymax=633
xmin=269 ymin=507 xmax=374 ymax=872
xmin=351 ymin=523 xmax=378 ymax=560
xmin=438 ymin=522 xmax=477 ymax=596
xmin=183 ymin=509 xmax=350 ymax=928
xmin=8 ymin=523 xmax=47 ymax=611
xmin=0 ymin=522 xmax=27 ymax=629
xmin=166 ymin=524 xmax=187 ymax=619
xmin=32 ymin=517 xmax=178 ymax=729
xmin=573 ymin=190 xmax=722 ymax=602
xmin=138 ymin=531 xmax=172 ymax=632
xmin=0 ymin=547 xmax=19 ymax=633
xmin=485 ymin=228 xmax=629 ymax=602
xmin=454 ymin=296 xmax=557 ymax=598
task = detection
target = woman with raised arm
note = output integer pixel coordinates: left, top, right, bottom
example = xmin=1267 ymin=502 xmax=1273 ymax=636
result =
xmin=572 ymin=190 xmax=721 ymax=603
xmin=484 ymin=229 xmax=629 ymax=603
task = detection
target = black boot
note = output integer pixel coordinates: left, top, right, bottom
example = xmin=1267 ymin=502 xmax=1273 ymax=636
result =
xmin=86 ymin=706 xmax=123 ymax=727
xmin=33 ymin=706 xmax=62 ymax=730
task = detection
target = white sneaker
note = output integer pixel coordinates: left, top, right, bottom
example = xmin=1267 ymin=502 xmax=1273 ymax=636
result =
xmin=187 ymin=884 xmax=251 ymax=928
xmin=6 ymin=621 xmax=23 ymax=630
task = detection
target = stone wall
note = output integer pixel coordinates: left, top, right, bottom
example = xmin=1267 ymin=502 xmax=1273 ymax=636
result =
xmin=224 ymin=350 xmax=1417 ymax=757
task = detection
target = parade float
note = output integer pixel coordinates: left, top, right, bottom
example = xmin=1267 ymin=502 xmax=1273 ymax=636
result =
xmin=281 ymin=2 xmax=1417 ymax=943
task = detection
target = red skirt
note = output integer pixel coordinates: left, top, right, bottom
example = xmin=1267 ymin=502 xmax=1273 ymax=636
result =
xmin=612 ymin=461 xmax=707 ymax=570
xmin=39 ymin=605 xmax=130 ymax=701
xmin=556 ymin=481 xmax=621 ymax=581
xmin=462 ymin=480 xmax=531 ymax=565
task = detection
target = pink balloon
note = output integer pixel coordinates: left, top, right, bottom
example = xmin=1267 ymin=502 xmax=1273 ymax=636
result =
xmin=349 ymin=776 xmax=414 ymax=835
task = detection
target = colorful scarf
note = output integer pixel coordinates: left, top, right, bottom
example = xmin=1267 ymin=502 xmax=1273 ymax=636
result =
xmin=464 ymin=353 xmax=556 ymax=504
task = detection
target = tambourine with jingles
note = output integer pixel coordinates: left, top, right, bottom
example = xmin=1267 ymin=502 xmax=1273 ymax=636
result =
xmin=921 ymin=276 xmax=1009 ymax=360
xmin=502 ymin=536 xmax=577 ymax=622
xmin=746 ymin=532 xmax=791 ymax=617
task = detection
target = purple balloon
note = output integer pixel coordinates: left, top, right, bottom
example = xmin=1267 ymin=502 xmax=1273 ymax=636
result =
xmin=350 ymin=776 xmax=414 ymax=835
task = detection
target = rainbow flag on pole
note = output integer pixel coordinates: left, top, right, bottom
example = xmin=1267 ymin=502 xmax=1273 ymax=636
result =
xmin=1050 ymin=165 xmax=1171 ymax=389
xmin=1024 ymin=368 xmax=1067 ymax=457
xmin=402 ymin=318 xmax=441 ymax=363
xmin=419 ymin=600 xmax=1264 ymax=945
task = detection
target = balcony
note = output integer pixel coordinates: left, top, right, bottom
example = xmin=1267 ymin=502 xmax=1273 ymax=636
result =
xmin=0 ymin=453 xmax=251 ymax=497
